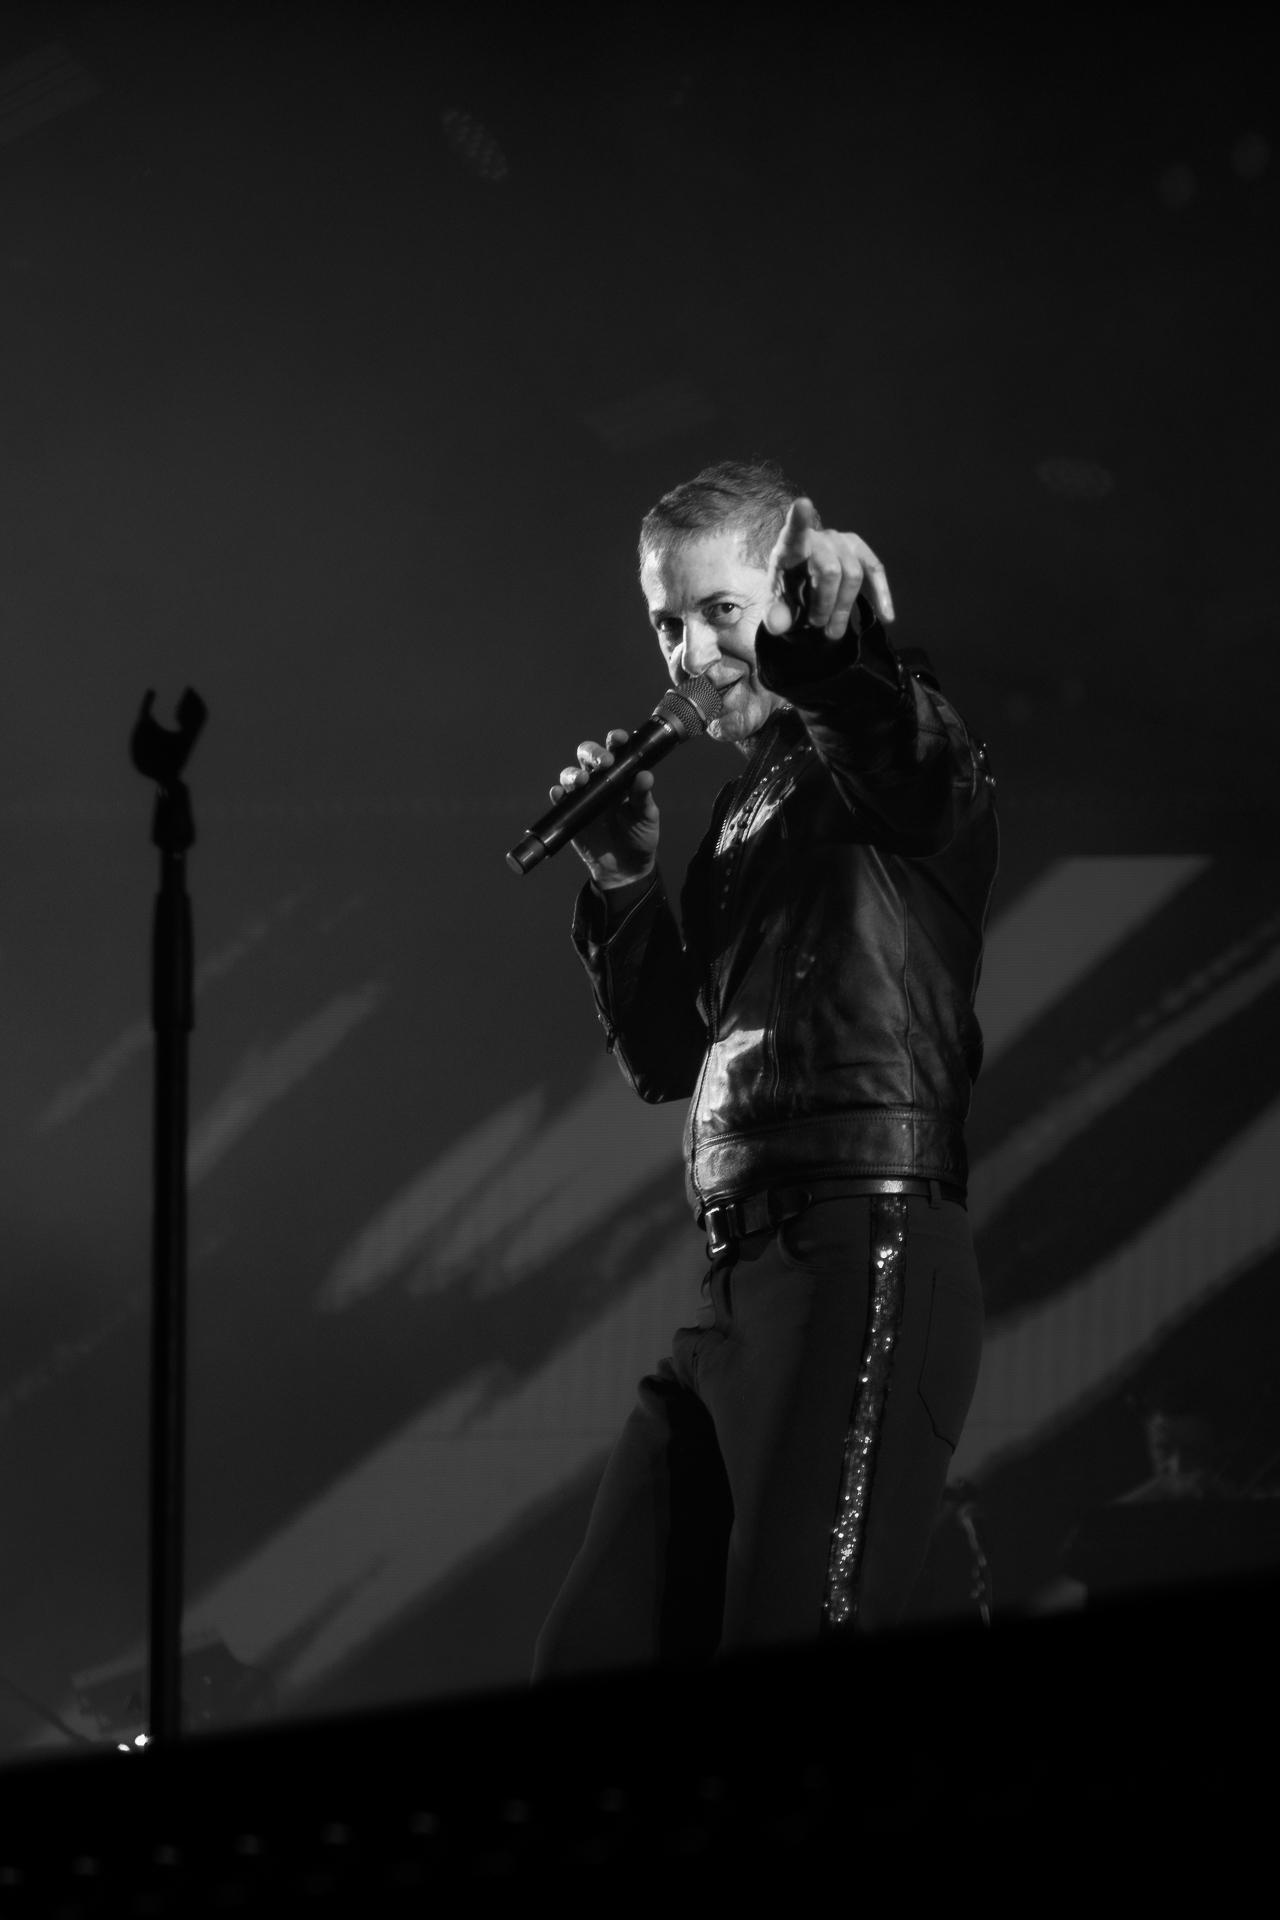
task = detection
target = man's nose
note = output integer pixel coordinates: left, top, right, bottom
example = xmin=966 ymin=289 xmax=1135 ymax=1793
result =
xmin=680 ymin=621 xmax=722 ymax=675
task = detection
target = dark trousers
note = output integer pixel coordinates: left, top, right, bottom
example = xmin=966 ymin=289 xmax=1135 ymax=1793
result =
xmin=533 ymin=1193 xmax=984 ymax=1676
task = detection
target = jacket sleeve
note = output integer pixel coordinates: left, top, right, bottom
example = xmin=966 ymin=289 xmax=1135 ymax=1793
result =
xmin=570 ymin=868 xmax=707 ymax=1103
xmin=756 ymin=596 xmax=984 ymax=854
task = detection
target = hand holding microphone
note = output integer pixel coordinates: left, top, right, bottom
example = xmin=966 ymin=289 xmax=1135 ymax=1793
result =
xmin=506 ymin=677 xmax=722 ymax=877
xmin=548 ymin=729 xmax=661 ymax=890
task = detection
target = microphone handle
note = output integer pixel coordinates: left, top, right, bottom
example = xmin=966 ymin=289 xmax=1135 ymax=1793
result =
xmin=506 ymin=714 xmax=679 ymax=875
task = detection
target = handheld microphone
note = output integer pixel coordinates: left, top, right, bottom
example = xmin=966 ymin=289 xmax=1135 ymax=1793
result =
xmin=505 ymin=676 xmax=723 ymax=875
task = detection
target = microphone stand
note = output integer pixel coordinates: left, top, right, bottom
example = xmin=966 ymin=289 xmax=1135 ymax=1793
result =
xmin=129 ymin=687 xmax=208 ymax=1749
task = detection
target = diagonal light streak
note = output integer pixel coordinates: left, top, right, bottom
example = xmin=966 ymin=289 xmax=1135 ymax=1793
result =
xmin=316 ymin=1086 xmax=547 ymax=1311
xmin=188 ymin=982 xmax=386 ymax=1182
xmin=953 ymin=1094 xmax=1280 ymax=1479
xmin=971 ymin=925 xmax=1280 ymax=1228
xmin=35 ymin=893 xmax=307 ymax=1133
xmin=0 ymin=43 xmax=100 ymax=145
xmin=424 ymin=1072 xmax=686 ymax=1294
xmin=977 ymin=857 xmax=1207 ymax=1067
xmin=183 ymin=1225 xmax=699 ymax=1687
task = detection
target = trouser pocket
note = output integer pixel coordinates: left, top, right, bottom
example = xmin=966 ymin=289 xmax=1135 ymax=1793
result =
xmin=914 ymin=1272 xmax=984 ymax=1449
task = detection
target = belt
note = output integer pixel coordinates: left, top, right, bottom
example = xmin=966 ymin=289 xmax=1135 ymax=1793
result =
xmin=700 ymin=1177 xmax=966 ymax=1259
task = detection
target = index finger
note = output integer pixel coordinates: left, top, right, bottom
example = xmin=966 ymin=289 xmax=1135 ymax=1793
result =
xmin=859 ymin=542 xmax=895 ymax=624
xmin=769 ymin=496 xmax=820 ymax=577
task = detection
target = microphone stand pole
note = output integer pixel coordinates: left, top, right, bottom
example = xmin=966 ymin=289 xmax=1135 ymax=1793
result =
xmin=129 ymin=687 xmax=208 ymax=1749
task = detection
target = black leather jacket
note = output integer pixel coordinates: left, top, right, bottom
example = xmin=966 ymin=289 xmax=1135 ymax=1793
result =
xmin=572 ymin=603 xmax=999 ymax=1217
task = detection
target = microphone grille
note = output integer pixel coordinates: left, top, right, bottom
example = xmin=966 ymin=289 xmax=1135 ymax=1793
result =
xmin=654 ymin=676 xmax=723 ymax=739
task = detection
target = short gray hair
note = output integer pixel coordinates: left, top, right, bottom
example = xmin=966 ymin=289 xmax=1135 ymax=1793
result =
xmin=637 ymin=457 xmax=816 ymax=572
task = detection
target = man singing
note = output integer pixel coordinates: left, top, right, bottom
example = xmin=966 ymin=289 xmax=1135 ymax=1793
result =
xmin=533 ymin=459 xmax=998 ymax=1673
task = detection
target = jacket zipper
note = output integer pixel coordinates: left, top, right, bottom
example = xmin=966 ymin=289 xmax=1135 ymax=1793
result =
xmin=707 ymin=722 xmax=780 ymax=1037
xmin=688 ymin=724 xmax=781 ymax=1212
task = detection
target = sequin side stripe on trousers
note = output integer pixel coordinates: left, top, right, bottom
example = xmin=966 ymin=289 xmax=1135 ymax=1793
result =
xmin=822 ymin=1194 xmax=908 ymax=1630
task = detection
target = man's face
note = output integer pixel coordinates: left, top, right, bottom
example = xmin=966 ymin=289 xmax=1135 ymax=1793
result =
xmin=640 ymin=531 xmax=787 ymax=747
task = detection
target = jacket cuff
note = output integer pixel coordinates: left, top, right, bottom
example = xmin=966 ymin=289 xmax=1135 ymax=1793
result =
xmin=756 ymin=593 xmax=901 ymax=697
xmin=573 ymin=870 xmax=661 ymax=953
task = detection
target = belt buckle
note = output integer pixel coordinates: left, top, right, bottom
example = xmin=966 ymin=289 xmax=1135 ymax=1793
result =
xmin=703 ymin=1205 xmax=734 ymax=1258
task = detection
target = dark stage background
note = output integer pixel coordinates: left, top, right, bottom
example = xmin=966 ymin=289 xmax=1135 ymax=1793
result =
xmin=1 ymin=2 xmax=1277 ymax=1758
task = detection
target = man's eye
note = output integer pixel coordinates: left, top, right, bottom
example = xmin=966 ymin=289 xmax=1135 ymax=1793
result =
xmin=710 ymin=602 xmax=741 ymax=622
